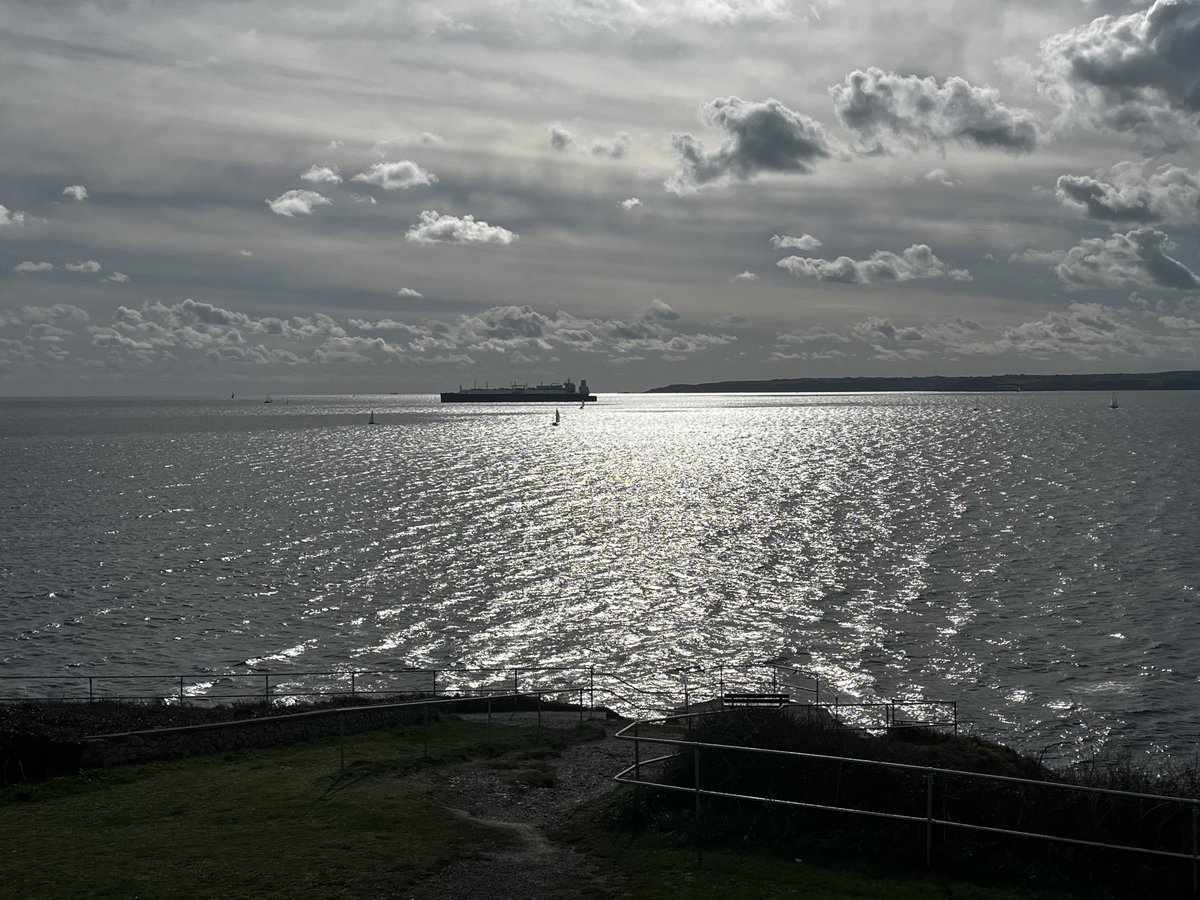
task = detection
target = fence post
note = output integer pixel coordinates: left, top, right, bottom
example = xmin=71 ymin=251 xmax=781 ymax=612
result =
xmin=339 ymin=708 xmax=345 ymax=773
xmin=1192 ymin=802 xmax=1198 ymax=895
xmin=953 ymin=701 xmax=958 ymax=736
xmin=683 ymin=672 xmax=690 ymax=713
xmin=513 ymin=669 xmax=519 ymax=694
xmin=431 ymin=669 xmax=438 ymax=697
xmin=536 ymin=692 xmax=542 ymax=733
xmin=771 ymin=665 xmax=777 ymax=693
xmin=178 ymin=675 xmax=184 ymax=706
xmin=589 ymin=665 xmax=595 ymax=711
xmin=718 ymin=664 xmax=724 ymax=697
xmin=634 ymin=721 xmax=641 ymax=782
xmin=423 ymin=703 xmax=429 ymax=757
xmin=694 ymin=746 xmax=702 ymax=820
xmin=815 ymin=674 xmax=820 ymax=703
xmin=926 ymin=772 xmax=934 ymax=868
xmin=350 ymin=671 xmax=356 ymax=696
xmin=579 ymin=689 xmax=584 ymax=728
xmin=487 ymin=695 xmax=492 ymax=736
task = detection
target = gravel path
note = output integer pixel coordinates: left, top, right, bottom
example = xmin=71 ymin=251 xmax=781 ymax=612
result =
xmin=412 ymin=713 xmax=636 ymax=899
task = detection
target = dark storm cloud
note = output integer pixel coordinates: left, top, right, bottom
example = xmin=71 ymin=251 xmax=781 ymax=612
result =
xmin=830 ymin=67 xmax=1040 ymax=155
xmin=1040 ymin=0 xmax=1200 ymax=143
xmin=776 ymin=244 xmax=971 ymax=284
xmin=1055 ymin=227 xmax=1200 ymax=290
xmin=665 ymin=97 xmax=837 ymax=194
xmin=1055 ymin=162 xmax=1200 ymax=224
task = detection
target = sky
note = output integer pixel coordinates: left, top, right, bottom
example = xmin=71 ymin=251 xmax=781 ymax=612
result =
xmin=3 ymin=0 xmax=1200 ymax=395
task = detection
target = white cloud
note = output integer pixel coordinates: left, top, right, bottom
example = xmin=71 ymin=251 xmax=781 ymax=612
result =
xmin=1056 ymin=162 xmax=1200 ymax=225
xmin=1040 ymin=0 xmax=1200 ymax=145
xmin=731 ymin=271 xmax=758 ymax=281
xmin=266 ymin=189 xmax=331 ymax=217
xmin=405 ymin=210 xmax=518 ymax=245
xmin=300 ymin=165 xmax=342 ymax=184
xmin=666 ymin=96 xmax=838 ymax=194
xmin=832 ymin=67 xmax=1039 ymax=154
xmin=104 ymin=271 xmax=131 ymax=283
xmin=14 ymin=261 xmax=53 ymax=274
xmin=65 ymin=260 xmax=102 ymax=273
xmin=777 ymin=244 xmax=971 ymax=283
xmin=0 ymin=205 xmax=27 ymax=227
xmin=924 ymin=168 xmax=959 ymax=187
xmin=420 ymin=132 xmax=444 ymax=146
xmin=620 ymin=197 xmax=642 ymax=210
xmin=62 ymin=185 xmax=88 ymax=201
xmin=397 ymin=287 xmax=423 ymax=297
xmin=548 ymin=123 xmax=574 ymax=152
xmin=770 ymin=233 xmax=821 ymax=251
xmin=1054 ymin=228 xmax=1200 ymax=291
xmin=351 ymin=161 xmax=437 ymax=190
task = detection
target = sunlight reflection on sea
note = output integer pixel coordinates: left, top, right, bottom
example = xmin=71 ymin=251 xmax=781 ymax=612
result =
xmin=1 ymin=391 xmax=1198 ymax=761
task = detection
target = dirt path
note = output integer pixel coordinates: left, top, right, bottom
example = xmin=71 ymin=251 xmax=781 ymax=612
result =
xmin=412 ymin=713 xmax=635 ymax=899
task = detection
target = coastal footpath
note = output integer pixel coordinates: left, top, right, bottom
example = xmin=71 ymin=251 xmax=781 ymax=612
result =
xmin=646 ymin=370 xmax=1200 ymax=394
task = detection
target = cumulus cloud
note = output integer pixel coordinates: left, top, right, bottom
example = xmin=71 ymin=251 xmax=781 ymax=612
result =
xmin=731 ymin=270 xmax=758 ymax=281
xmin=549 ymin=124 xmax=630 ymax=158
xmin=405 ymin=210 xmax=518 ymax=245
xmin=62 ymin=185 xmax=88 ymax=201
xmin=777 ymin=244 xmax=972 ymax=283
xmin=65 ymin=260 xmax=102 ymax=273
xmin=665 ymin=96 xmax=837 ymax=193
xmin=351 ymin=161 xmax=437 ymax=190
xmin=548 ymin=124 xmax=574 ymax=151
xmin=831 ymin=67 xmax=1040 ymax=154
xmin=1039 ymin=0 xmax=1200 ymax=144
xmin=14 ymin=261 xmax=53 ymax=274
xmin=1056 ymin=162 xmax=1200 ymax=225
xmin=300 ymin=165 xmax=342 ymax=184
xmin=104 ymin=271 xmax=130 ymax=283
xmin=1055 ymin=227 xmax=1200 ymax=290
xmin=0 ymin=205 xmax=27 ymax=227
xmin=397 ymin=287 xmax=423 ymax=297
xmin=770 ymin=233 xmax=821 ymax=250
xmin=925 ymin=168 xmax=959 ymax=187
xmin=266 ymin=189 xmax=331 ymax=217
xmin=620 ymin=197 xmax=642 ymax=210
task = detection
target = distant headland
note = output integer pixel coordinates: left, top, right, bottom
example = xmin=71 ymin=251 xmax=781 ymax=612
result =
xmin=646 ymin=370 xmax=1200 ymax=393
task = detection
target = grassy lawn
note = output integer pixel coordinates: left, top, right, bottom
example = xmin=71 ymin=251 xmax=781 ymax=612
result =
xmin=1 ymin=717 xmax=1111 ymax=898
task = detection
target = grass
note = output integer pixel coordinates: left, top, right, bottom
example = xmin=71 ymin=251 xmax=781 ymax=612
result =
xmin=0 ymin=711 xmax=1130 ymax=899
xmin=0 ymin=718 xmax=585 ymax=899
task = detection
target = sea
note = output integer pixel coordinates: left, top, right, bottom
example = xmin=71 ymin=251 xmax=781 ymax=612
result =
xmin=1 ymin=391 xmax=1198 ymax=764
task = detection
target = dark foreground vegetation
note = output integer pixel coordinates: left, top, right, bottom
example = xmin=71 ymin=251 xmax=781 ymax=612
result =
xmin=645 ymin=710 xmax=1200 ymax=898
xmin=647 ymin=369 xmax=1200 ymax=393
xmin=2 ymin=702 xmax=1195 ymax=897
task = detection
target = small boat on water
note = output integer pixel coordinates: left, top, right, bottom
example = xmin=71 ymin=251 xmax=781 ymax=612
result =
xmin=552 ymin=408 xmax=560 ymax=426
xmin=1110 ymin=392 xmax=1119 ymax=410
xmin=368 ymin=411 xmax=376 ymax=425
xmin=264 ymin=397 xmax=272 ymax=404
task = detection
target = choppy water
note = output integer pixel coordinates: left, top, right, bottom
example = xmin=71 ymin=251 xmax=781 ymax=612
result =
xmin=2 ymin=392 xmax=1198 ymax=761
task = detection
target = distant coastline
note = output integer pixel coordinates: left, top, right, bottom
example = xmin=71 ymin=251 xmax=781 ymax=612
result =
xmin=645 ymin=370 xmax=1200 ymax=394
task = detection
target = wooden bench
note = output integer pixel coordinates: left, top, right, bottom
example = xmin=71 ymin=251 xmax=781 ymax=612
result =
xmin=722 ymin=693 xmax=790 ymax=708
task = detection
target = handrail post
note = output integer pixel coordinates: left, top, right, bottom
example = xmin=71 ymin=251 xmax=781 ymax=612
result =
xmin=1192 ymin=802 xmax=1198 ymax=895
xmin=88 ymin=676 xmax=94 ymax=703
xmin=178 ymin=675 xmax=184 ymax=706
xmin=487 ymin=695 xmax=492 ymax=735
xmin=815 ymin=674 xmax=820 ymax=703
xmin=536 ymin=692 xmax=542 ymax=733
xmin=634 ymin=721 xmax=641 ymax=782
xmin=926 ymin=772 xmax=934 ymax=868
xmin=579 ymin=689 xmax=584 ymax=727
xmin=513 ymin=669 xmax=519 ymax=694
xmin=718 ymin=664 xmax=724 ymax=697
xmin=264 ymin=674 xmax=270 ymax=703
xmin=589 ymin=664 xmax=595 ymax=711
xmin=350 ymin=670 xmax=356 ymax=696
xmin=694 ymin=745 xmax=702 ymax=820
xmin=431 ymin=669 xmax=438 ymax=697
xmin=683 ymin=672 xmax=690 ymax=713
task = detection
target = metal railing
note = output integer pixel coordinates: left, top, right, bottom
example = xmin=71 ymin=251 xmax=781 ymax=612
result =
xmin=615 ymin=710 xmax=1200 ymax=890
xmin=0 ymin=660 xmax=958 ymax=734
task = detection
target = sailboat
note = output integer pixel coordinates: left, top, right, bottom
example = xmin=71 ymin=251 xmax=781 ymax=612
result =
xmin=552 ymin=408 xmax=560 ymax=426
xmin=264 ymin=396 xmax=272 ymax=404
xmin=1109 ymin=392 xmax=1119 ymax=410
xmin=368 ymin=411 xmax=376 ymax=425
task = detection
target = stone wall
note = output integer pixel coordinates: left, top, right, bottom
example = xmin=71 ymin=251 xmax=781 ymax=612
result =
xmin=79 ymin=700 xmax=437 ymax=768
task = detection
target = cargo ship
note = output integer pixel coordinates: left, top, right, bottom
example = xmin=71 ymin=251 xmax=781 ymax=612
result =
xmin=440 ymin=378 xmax=596 ymax=403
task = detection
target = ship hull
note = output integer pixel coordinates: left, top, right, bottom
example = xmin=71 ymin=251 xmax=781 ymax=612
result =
xmin=440 ymin=393 xmax=597 ymax=403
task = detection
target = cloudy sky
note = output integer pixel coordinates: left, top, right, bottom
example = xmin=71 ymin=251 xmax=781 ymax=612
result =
xmin=3 ymin=0 xmax=1200 ymax=395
